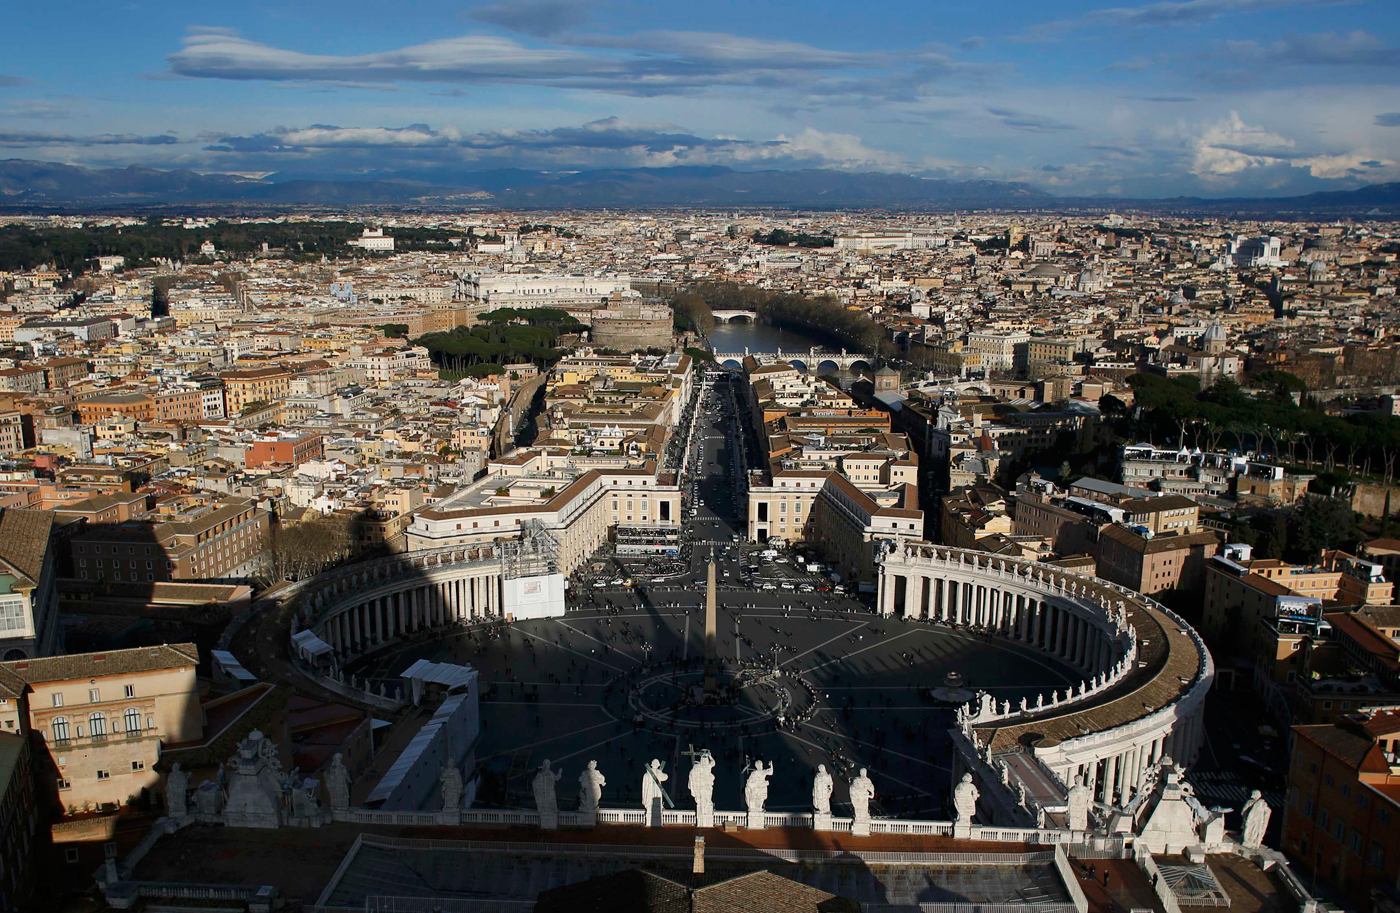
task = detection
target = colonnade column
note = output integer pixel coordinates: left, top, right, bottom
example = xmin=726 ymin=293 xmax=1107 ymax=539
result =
xmin=907 ymin=574 xmax=924 ymax=619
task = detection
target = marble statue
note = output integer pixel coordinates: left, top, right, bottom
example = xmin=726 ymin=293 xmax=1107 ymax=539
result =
xmin=744 ymin=760 xmax=772 ymax=814
xmin=1066 ymin=776 xmax=1091 ymax=832
xmin=811 ymin=764 xmax=833 ymax=816
xmin=533 ymin=759 xmax=562 ymax=828
xmin=165 ymin=763 xmax=189 ymax=818
xmin=642 ymin=759 xmax=669 ymax=826
xmin=440 ymin=764 xmax=463 ymax=810
xmin=954 ymin=773 xmax=980 ymax=823
xmin=325 ymin=753 xmax=351 ymax=810
xmin=1241 ymin=789 xmax=1272 ymax=849
xmin=688 ymin=750 xmax=716 ymax=828
xmin=578 ymin=760 xmax=605 ymax=814
xmin=850 ymin=768 xmax=875 ymax=837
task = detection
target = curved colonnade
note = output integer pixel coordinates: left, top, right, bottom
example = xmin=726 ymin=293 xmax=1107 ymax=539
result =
xmin=295 ymin=543 xmax=511 ymax=668
xmin=879 ymin=542 xmax=1214 ymax=810
xmin=288 ymin=537 xmax=1211 ymax=817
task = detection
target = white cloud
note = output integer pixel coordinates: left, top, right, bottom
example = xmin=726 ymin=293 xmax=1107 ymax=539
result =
xmin=1190 ymin=112 xmax=1297 ymax=177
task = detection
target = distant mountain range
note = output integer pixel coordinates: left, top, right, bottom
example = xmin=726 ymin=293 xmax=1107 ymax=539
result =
xmin=1 ymin=159 xmax=1396 ymax=215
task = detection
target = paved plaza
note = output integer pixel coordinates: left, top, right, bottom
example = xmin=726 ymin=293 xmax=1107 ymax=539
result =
xmin=352 ymin=602 xmax=1080 ymax=817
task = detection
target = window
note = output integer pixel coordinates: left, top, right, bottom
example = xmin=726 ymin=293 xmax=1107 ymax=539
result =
xmin=57 ymin=778 xmax=71 ymax=790
xmin=1325 ymin=773 xmax=1335 ymax=787
xmin=50 ymin=717 xmax=69 ymax=742
xmin=123 ymin=708 xmax=140 ymax=734
xmin=1350 ymin=829 xmax=1362 ymax=852
xmin=1372 ymin=844 xmax=1386 ymax=869
xmin=124 ymin=685 xmax=135 ymax=698
xmin=51 ymin=693 xmax=63 ymax=708
xmin=96 ymin=770 xmax=110 ymax=780
xmin=89 ymin=712 xmax=106 ymax=737
xmin=131 ymin=760 xmax=144 ymax=772
xmin=64 ymin=849 xmax=79 ymax=864
xmin=89 ymin=688 xmax=100 ymax=703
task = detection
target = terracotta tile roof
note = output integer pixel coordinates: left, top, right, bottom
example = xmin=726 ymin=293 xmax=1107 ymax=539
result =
xmin=0 ymin=508 xmax=53 ymax=585
xmin=1293 ymin=723 xmax=1389 ymax=772
xmin=0 ymin=642 xmax=197 ymax=698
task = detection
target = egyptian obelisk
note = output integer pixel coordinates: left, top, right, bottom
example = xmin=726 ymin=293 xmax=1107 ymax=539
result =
xmin=703 ymin=551 xmax=718 ymax=694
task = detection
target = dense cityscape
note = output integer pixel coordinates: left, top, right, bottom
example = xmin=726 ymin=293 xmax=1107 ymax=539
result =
xmin=0 ymin=207 xmax=1395 ymax=910
xmin=3 ymin=0 xmax=1400 ymax=903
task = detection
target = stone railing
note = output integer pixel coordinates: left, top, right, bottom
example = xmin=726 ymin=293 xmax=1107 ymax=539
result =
xmin=961 ymin=634 xmax=1140 ymax=729
xmin=316 ymin=803 xmax=1101 ymax=847
xmin=1054 ymin=844 xmax=1092 ymax=913
xmin=892 ymin=542 xmax=1147 ymax=730
xmin=1135 ymin=844 xmax=1185 ymax=913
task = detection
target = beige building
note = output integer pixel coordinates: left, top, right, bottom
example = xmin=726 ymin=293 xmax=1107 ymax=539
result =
xmin=1203 ymin=551 xmax=1394 ymax=682
xmin=1095 ymin=525 xmax=1219 ymax=595
xmin=0 ymin=644 xmax=203 ymax=813
xmin=220 ymin=367 xmax=292 ymax=415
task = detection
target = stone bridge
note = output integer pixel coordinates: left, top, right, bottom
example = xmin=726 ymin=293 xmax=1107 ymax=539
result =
xmin=713 ymin=347 xmax=876 ymax=374
xmin=710 ymin=308 xmax=758 ymax=324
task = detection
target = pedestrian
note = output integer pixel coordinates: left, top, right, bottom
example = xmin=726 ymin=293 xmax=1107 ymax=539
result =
xmin=1103 ymin=870 xmax=1110 ymax=889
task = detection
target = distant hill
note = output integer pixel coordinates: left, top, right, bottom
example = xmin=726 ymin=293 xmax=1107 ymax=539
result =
xmin=0 ymin=160 xmax=1050 ymax=209
xmin=0 ymin=159 xmax=1396 ymax=214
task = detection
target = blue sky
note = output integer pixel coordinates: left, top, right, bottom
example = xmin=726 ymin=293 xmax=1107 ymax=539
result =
xmin=2 ymin=0 xmax=1398 ymax=197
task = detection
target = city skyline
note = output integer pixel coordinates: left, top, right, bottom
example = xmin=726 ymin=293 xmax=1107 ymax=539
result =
xmin=2 ymin=0 xmax=1399 ymax=198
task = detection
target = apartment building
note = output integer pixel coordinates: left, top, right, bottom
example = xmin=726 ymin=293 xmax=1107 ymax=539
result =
xmin=0 ymin=411 xmax=33 ymax=458
xmin=352 ymin=346 xmax=433 ymax=384
xmin=245 ymin=433 xmax=325 ymax=469
xmin=0 ymin=644 xmax=203 ymax=814
xmin=221 ymin=367 xmax=292 ymax=415
xmin=153 ymin=388 xmax=203 ymax=424
xmin=1203 ymin=551 xmax=1394 ymax=686
xmin=407 ymin=451 xmax=682 ymax=576
xmin=0 ymin=367 xmax=47 ymax=395
xmin=69 ymin=496 xmax=269 ymax=583
xmin=748 ymin=469 xmax=923 ymax=584
xmin=1283 ymin=711 xmax=1400 ymax=909
xmin=75 ymin=392 xmax=155 ymax=425
xmin=965 ymin=330 xmax=1029 ymax=372
xmin=41 ymin=357 xmax=92 ymax=389
xmin=0 ymin=732 xmax=37 ymax=910
xmin=1095 ymin=525 xmax=1219 ymax=595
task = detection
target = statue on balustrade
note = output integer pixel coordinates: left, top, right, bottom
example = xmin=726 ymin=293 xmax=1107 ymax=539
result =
xmin=1241 ymin=789 xmax=1272 ymax=849
xmin=533 ymin=759 xmax=562 ymax=818
xmin=165 ymin=763 xmax=189 ymax=818
xmin=688 ymin=749 xmax=716 ymax=827
xmin=744 ymin=760 xmax=772 ymax=815
xmin=325 ymin=753 xmax=351 ymax=810
xmin=1066 ymin=776 xmax=1091 ymax=832
xmin=811 ymin=764 xmax=833 ymax=816
xmin=642 ymin=759 xmax=669 ymax=826
xmin=440 ymin=763 xmax=463 ymax=810
xmin=578 ymin=760 xmax=606 ymax=814
xmin=954 ymin=773 xmax=980 ymax=824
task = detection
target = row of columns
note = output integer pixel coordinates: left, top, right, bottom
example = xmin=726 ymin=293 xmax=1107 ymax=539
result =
xmin=318 ymin=573 xmax=502 ymax=659
xmin=880 ymin=572 xmax=1113 ymax=676
xmin=1062 ymin=706 xmax=1205 ymax=807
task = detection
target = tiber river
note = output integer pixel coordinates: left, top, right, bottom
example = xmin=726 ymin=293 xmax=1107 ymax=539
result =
xmin=706 ymin=321 xmax=863 ymax=385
